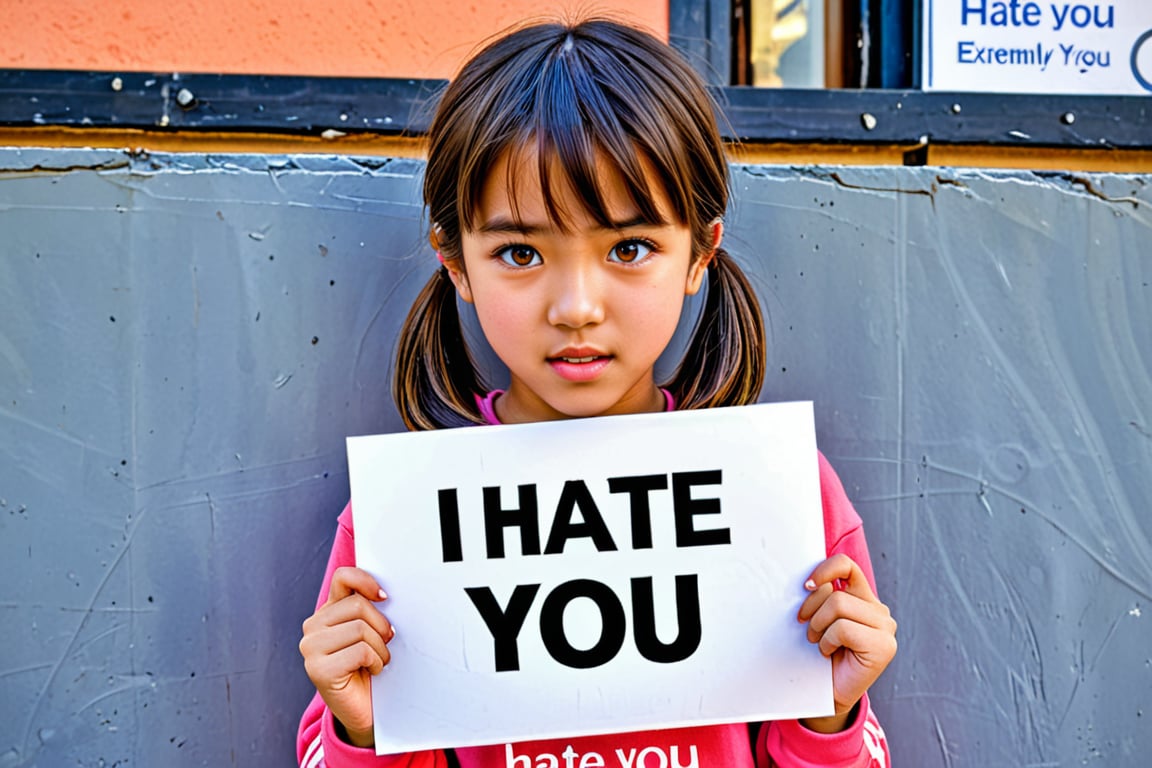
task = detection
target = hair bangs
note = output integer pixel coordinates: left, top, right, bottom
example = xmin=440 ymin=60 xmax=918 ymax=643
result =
xmin=455 ymin=30 xmax=685 ymax=236
xmin=535 ymin=44 xmax=671 ymax=231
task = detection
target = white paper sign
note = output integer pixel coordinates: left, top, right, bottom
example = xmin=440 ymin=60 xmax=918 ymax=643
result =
xmin=347 ymin=402 xmax=832 ymax=754
xmin=923 ymin=0 xmax=1152 ymax=94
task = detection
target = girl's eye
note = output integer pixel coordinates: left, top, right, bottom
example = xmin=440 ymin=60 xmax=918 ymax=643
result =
xmin=608 ymin=239 xmax=654 ymax=264
xmin=495 ymin=245 xmax=542 ymax=268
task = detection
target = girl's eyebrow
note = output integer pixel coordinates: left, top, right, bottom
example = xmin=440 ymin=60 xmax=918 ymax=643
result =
xmin=476 ymin=214 xmax=658 ymax=234
xmin=475 ymin=216 xmax=543 ymax=235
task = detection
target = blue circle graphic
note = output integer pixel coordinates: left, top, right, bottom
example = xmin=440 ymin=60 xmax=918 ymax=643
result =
xmin=1132 ymin=29 xmax=1152 ymax=93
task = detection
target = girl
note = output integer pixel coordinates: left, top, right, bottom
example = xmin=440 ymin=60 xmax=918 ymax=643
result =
xmin=298 ymin=17 xmax=896 ymax=768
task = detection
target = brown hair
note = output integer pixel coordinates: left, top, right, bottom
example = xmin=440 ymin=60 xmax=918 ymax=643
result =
xmin=393 ymin=18 xmax=765 ymax=430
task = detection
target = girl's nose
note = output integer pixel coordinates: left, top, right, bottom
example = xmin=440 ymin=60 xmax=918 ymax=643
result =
xmin=546 ymin=264 xmax=606 ymax=328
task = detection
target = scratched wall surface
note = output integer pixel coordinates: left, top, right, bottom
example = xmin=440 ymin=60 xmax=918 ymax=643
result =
xmin=0 ymin=148 xmax=1148 ymax=767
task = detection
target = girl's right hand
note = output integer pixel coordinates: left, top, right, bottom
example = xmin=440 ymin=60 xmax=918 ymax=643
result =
xmin=299 ymin=566 xmax=394 ymax=748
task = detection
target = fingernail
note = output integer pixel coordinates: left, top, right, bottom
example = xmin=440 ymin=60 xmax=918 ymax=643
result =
xmin=378 ymin=589 xmax=388 ymax=600
xmin=804 ymin=579 xmax=817 ymax=591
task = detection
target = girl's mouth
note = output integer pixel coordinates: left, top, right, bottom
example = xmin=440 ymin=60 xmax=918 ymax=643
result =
xmin=548 ymin=354 xmax=612 ymax=382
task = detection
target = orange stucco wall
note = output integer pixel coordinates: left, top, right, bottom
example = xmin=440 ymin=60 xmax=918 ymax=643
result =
xmin=0 ymin=0 xmax=668 ymax=78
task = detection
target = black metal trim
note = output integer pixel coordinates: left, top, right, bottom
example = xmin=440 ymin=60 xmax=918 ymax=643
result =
xmin=717 ymin=87 xmax=1150 ymax=148
xmin=0 ymin=70 xmax=444 ymax=135
xmin=1 ymin=70 xmax=1148 ymax=148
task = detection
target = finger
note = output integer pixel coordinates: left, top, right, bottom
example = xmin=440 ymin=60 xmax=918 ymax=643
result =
xmin=326 ymin=566 xmax=388 ymax=605
xmin=805 ymin=554 xmax=878 ymax=603
xmin=309 ymin=635 xmax=393 ymax=681
xmin=816 ymin=616 xmax=898 ymax=663
xmin=797 ymin=581 xmax=835 ymax=622
xmin=304 ymin=594 xmax=394 ymax=641
xmin=805 ymin=591 xmax=895 ymax=643
xmin=301 ymin=618 xmax=393 ymax=672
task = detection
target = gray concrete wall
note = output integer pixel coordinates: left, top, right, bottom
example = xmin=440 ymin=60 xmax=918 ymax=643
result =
xmin=1 ymin=147 xmax=1148 ymax=767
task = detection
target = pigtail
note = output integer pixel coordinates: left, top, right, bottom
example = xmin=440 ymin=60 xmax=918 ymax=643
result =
xmin=393 ymin=266 xmax=488 ymax=430
xmin=665 ymin=248 xmax=766 ymax=409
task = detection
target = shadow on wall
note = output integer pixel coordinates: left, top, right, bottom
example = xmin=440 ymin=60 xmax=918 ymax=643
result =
xmin=0 ymin=148 xmax=1149 ymax=766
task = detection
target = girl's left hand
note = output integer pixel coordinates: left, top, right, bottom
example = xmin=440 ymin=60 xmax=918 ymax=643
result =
xmin=797 ymin=553 xmax=897 ymax=733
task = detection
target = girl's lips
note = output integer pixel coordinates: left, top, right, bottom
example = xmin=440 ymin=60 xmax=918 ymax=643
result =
xmin=548 ymin=354 xmax=612 ymax=382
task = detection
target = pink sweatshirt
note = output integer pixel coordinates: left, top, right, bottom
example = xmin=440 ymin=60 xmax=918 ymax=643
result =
xmin=299 ymin=399 xmax=890 ymax=768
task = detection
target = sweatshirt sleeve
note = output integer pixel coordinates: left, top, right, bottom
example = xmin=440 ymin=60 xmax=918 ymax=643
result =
xmin=296 ymin=504 xmax=452 ymax=768
xmin=755 ymin=453 xmax=891 ymax=768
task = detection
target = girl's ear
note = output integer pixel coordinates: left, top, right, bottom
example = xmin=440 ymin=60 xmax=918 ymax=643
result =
xmin=431 ymin=224 xmax=475 ymax=303
xmin=685 ymin=218 xmax=724 ymax=296
xmin=443 ymin=258 xmax=474 ymax=304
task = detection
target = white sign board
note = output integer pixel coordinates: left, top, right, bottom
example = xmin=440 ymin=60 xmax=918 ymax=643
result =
xmin=923 ymin=0 xmax=1152 ymax=94
xmin=348 ymin=402 xmax=832 ymax=754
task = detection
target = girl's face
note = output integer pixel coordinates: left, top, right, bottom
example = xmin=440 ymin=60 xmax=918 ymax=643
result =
xmin=447 ymin=149 xmax=718 ymax=424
